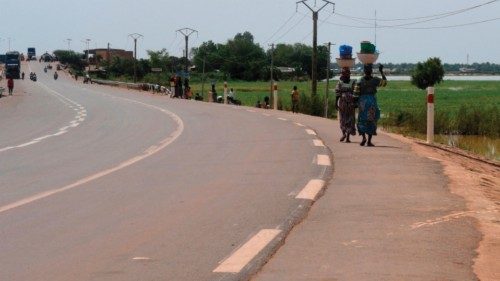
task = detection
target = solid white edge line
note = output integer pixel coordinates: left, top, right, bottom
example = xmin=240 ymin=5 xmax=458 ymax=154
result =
xmin=296 ymin=179 xmax=325 ymax=200
xmin=213 ymin=229 xmax=281 ymax=273
xmin=0 ymin=100 xmax=184 ymax=215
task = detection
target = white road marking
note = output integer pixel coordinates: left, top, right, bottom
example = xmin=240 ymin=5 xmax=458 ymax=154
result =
xmin=33 ymin=135 xmax=52 ymax=141
xmin=0 ymin=78 xmax=87 ymax=153
xmin=277 ymin=117 xmax=287 ymax=121
xmin=305 ymin=129 xmax=316 ymax=135
xmin=52 ymin=131 xmax=67 ymax=136
xmin=246 ymin=109 xmax=256 ymax=113
xmin=317 ymin=154 xmax=331 ymax=166
xmin=296 ymin=179 xmax=325 ymax=200
xmin=132 ymin=257 xmax=152 ymax=261
xmin=0 ymin=146 xmax=14 ymax=152
xmin=213 ymin=229 xmax=281 ymax=273
xmin=0 ymin=99 xmax=184 ymax=215
xmin=262 ymin=113 xmax=271 ymax=116
xmin=313 ymin=139 xmax=324 ymax=147
xmin=295 ymin=122 xmax=305 ymax=127
xmin=16 ymin=141 xmax=39 ymax=148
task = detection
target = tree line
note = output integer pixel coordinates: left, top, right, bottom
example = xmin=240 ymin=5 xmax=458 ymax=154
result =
xmin=53 ymin=31 xmax=500 ymax=83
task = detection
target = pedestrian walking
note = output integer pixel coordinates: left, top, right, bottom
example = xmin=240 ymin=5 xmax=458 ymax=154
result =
xmin=291 ymin=86 xmax=299 ymax=113
xmin=354 ymin=64 xmax=387 ymax=146
xmin=335 ymin=67 xmax=356 ymax=142
xmin=7 ymin=77 xmax=14 ymax=95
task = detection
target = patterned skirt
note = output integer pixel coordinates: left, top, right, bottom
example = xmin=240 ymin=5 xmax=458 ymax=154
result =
xmin=357 ymin=95 xmax=380 ymax=135
xmin=338 ymin=93 xmax=356 ymax=135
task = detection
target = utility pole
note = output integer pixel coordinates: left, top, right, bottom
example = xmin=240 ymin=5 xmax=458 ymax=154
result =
xmin=128 ymin=33 xmax=143 ymax=83
xmin=107 ymin=42 xmax=111 ymax=62
xmin=81 ymin=39 xmax=91 ymax=70
xmin=269 ymin=43 xmax=275 ymax=104
xmin=65 ymin=38 xmax=72 ymax=51
xmin=296 ymin=0 xmax=335 ymax=96
xmin=201 ymin=57 xmax=206 ymax=100
xmin=324 ymin=42 xmax=334 ymax=118
xmin=176 ymin=28 xmax=198 ymax=76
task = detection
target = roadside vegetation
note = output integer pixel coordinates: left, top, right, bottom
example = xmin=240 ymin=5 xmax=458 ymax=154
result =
xmin=51 ymin=31 xmax=499 ymax=158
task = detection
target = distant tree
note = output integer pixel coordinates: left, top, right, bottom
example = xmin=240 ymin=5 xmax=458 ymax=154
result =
xmin=53 ymin=50 xmax=85 ymax=70
xmin=192 ymin=40 xmax=225 ymax=72
xmin=147 ymin=49 xmax=171 ymax=70
xmin=223 ymin=32 xmax=267 ymax=80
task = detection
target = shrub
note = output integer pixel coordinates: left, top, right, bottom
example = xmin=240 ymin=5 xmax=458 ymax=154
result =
xmin=411 ymin=57 xmax=445 ymax=89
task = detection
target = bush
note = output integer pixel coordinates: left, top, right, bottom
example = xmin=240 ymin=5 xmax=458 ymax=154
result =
xmin=411 ymin=57 xmax=445 ymax=89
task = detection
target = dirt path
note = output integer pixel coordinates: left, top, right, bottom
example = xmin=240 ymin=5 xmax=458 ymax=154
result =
xmin=387 ymin=133 xmax=500 ymax=281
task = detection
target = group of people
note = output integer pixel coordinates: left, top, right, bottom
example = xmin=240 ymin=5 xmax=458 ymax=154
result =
xmin=335 ymin=63 xmax=387 ymax=146
xmin=169 ymin=75 xmax=193 ymax=99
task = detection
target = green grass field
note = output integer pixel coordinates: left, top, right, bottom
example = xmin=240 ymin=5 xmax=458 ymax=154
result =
xmin=188 ymin=79 xmax=499 ymax=160
xmin=189 ymin=80 xmax=499 ymax=115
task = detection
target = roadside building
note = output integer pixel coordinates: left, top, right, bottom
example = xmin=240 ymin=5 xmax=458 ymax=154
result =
xmin=85 ymin=48 xmax=133 ymax=63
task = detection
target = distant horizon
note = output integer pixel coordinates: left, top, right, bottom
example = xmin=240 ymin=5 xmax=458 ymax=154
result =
xmin=2 ymin=0 xmax=499 ymax=64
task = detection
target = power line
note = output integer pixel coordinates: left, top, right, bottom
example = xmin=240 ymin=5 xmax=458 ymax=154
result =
xmin=335 ymin=0 xmax=499 ymax=22
xmin=263 ymin=11 xmax=298 ymax=44
xmin=392 ymin=17 xmax=500 ymax=29
xmin=320 ymin=16 xmax=500 ymax=29
xmin=299 ymin=11 xmax=333 ymax=41
xmin=273 ymin=13 xmax=308 ymax=43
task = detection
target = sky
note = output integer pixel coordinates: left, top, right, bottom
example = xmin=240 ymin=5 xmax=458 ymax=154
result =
xmin=1 ymin=0 xmax=499 ymax=64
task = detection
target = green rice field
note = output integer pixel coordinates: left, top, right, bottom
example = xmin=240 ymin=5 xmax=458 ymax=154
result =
xmin=188 ymin=80 xmax=499 ymax=160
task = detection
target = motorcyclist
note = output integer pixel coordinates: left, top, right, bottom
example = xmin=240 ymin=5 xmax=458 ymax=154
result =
xmin=54 ymin=72 xmax=58 ymax=80
xmin=21 ymin=72 xmax=25 ymax=80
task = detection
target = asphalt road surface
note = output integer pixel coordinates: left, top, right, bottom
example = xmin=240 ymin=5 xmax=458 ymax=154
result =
xmin=0 ymin=62 xmax=329 ymax=280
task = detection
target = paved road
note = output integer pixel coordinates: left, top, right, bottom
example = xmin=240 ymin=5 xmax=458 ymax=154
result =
xmin=251 ymin=109 xmax=481 ymax=280
xmin=0 ymin=62 xmax=329 ymax=280
xmin=0 ymin=62 xmax=482 ymax=281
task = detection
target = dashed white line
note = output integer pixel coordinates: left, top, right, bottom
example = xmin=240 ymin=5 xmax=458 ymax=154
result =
xmin=316 ymin=154 xmax=331 ymax=166
xmin=295 ymin=122 xmax=305 ymax=127
xmin=296 ymin=179 xmax=325 ymax=200
xmin=0 ymin=102 xmax=184 ymax=215
xmin=305 ymin=129 xmax=316 ymax=135
xmin=313 ymin=139 xmax=325 ymax=147
xmin=277 ymin=117 xmax=287 ymax=121
xmin=262 ymin=113 xmax=271 ymax=116
xmin=0 ymin=77 xmax=88 ymax=153
xmin=213 ymin=229 xmax=281 ymax=273
xmin=246 ymin=109 xmax=256 ymax=113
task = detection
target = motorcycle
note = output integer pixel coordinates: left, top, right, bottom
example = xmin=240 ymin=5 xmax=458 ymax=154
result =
xmin=53 ymin=72 xmax=58 ymax=80
xmin=44 ymin=67 xmax=47 ymax=73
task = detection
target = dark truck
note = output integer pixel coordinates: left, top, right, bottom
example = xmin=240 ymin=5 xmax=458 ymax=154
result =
xmin=5 ymin=51 xmax=21 ymax=79
xmin=27 ymin=47 xmax=36 ymax=60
